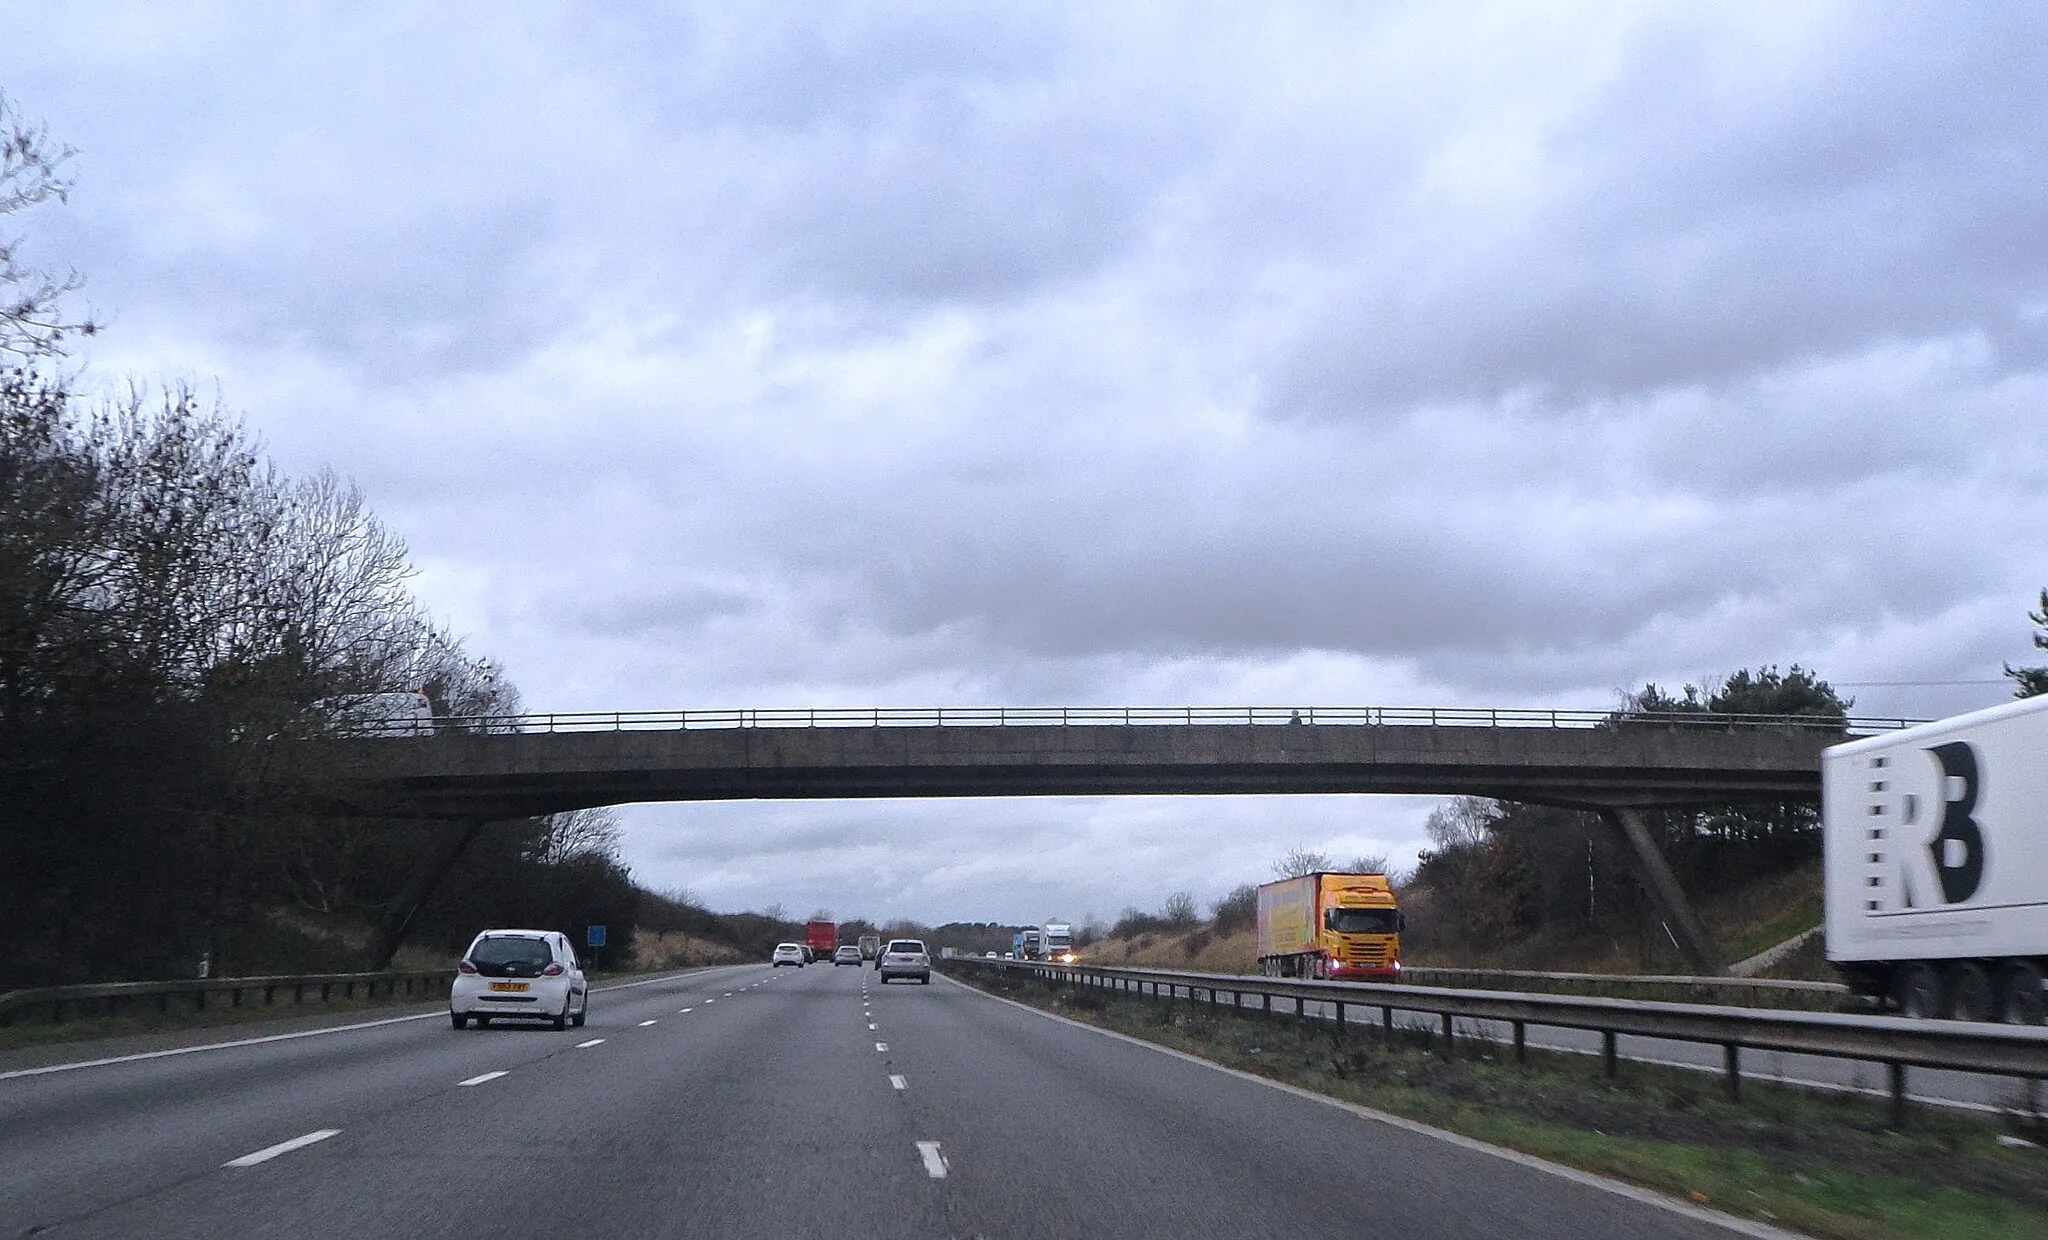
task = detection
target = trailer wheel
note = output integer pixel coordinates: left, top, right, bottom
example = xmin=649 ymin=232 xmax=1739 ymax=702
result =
xmin=1946 ymin=962 xmax=1996 ymax=1022
xmin=1996 ymin=963 xmax=2047 ymax=1025
xmin=1892 ymin=963 xmax=1944 ymax=1019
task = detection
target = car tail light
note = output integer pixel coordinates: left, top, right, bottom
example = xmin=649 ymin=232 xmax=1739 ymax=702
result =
xmin=458 ymin=961 xmax=478 ymax=974
xmin=543 ymin=963 xmax=564 ymax=976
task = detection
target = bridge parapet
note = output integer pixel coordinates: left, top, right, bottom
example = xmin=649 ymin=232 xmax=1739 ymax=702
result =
xmin=337 ymin=704 xmax=1919 ymax=737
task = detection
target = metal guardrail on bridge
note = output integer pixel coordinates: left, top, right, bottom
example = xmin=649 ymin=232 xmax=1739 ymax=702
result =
xmin=955 ymin=958 xmax=2047 ymax=1124
xmin=339 ymin=705 xmax=1925 ymax=738
xmin=0 ymin=970 xmax=456 ymax=1026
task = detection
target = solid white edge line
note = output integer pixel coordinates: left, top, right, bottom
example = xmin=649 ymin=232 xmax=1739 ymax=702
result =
xmin=916 ymin=1140 xmax=948 ymax=1179
xmin=0 ymin=966 xmax=748 ymax=1083
xmin=458 ymin=1070 xmax=508 ymax=1087
xmin=576 ymin=1038 xmax=605 ymax=1048
xmin=224 ymin=1128 xmax=340 ymax=1167
xmin=0 ymin=1012 xmax=444 ymax=1081
xmin=890 ymin=1074 xmax=907 ymax=1090
xmin=940 ymin=973 xmax=1805 ymax=1240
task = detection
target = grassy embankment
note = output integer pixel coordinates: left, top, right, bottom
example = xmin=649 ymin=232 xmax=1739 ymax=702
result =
xmin=949 ymin=963 xmax=2048 ymax=1240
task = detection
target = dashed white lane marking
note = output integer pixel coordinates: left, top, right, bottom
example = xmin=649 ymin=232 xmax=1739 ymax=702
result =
xmin=678 ymin=1007 xmax=693 ymax=1014
xmin=875 ymin=1042 xmax=888 ymax=1052
xmin=704 ymin=998 xmax=714 ymax=1004
xmin=225 ymin=1129 xmax=340 ymax=1167
xmin=576 ymin=1038 xmax=605 ymax=1049
xmin=722 ymin=992 xmax=733 ymax=997
xmin=916 ymin=1141 xmax=948 ymax=1179
xmin=868 ymin=1023 xmax=878 ymax=1031
xmin=890 ymin=1075 xmax=907 ymax=1090
xmin=458 ymin=1071 xmax=508 ymax=1087
xmin=638 ymin=1020 xmax=658 ymax=1027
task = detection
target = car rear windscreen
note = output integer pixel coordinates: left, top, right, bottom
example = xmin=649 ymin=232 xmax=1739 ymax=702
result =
xmin=472 ymin=936 xmax=552 ymax=977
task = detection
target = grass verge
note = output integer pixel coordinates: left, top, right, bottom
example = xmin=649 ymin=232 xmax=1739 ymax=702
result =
xmin=0 ymin=989 xmax=442 ymax=1055
xmin=946 ymin=965 xmax=2048 ymax=1240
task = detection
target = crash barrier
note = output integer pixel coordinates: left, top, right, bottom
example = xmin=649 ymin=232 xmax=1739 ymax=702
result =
xmin=1399 ymin=966 xmax=1846 ymax=1010
xmin=956 ymin=958 xmax=2048 ymax=1126
xmin=0 ymin=970 xmax=457 ymax=1027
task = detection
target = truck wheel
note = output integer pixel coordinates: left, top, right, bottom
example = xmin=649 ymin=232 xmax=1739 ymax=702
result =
xmin=1947 ymin=963 xmax=1996 ymax=1022
xmin=1996 ymin=963 xmax=2047 ymax=1025
xmin=1892 ymin=963 xmax=1944 ymax=1019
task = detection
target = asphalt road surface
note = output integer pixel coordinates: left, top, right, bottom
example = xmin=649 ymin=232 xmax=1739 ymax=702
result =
xmin=0 ymin=963 xmax=1792 ymax=1239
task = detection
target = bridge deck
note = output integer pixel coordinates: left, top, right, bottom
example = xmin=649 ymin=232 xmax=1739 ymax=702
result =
xmin=330 ymin=717 xmax=1847 ymax=820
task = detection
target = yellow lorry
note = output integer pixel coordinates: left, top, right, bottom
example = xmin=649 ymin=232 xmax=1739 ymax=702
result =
xmin=1255 ymin=872 xmax=1402 ymax=981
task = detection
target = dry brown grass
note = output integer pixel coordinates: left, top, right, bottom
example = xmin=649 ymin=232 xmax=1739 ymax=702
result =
xmin=632 ymin=930 xmax=753 ymax=970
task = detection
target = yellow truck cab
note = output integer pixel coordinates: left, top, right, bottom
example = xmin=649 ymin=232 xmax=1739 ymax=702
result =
xmin=1255 ymin=872 xmax=1402 ymax=981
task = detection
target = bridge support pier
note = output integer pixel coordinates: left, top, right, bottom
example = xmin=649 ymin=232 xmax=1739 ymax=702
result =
xmin=365 ymin=818 xmax=484 ymax=971
xmin=1597 ymin=806 xmax=1719 ymax=976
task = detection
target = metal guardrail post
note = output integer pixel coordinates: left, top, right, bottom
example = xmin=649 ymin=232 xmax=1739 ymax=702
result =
xmin=1513 ymin=1020 xmax=1526 ymax=1063
xmin=1723 ymin=1043 xmax=1741 ymax=1101
xmin=1890 ymin=1063 xmax=1909 ymax=1127
xmin=1602 ymin=1030 xmax=1618 ymax=1077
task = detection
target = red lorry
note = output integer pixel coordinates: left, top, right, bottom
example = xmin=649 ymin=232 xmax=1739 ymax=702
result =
xmin=805 ymin=920 xmax=838 ymax=963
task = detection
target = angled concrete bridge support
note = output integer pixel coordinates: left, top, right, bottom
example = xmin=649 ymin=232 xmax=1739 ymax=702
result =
xmin=1597 ymin=806 xmax=1718 ymax=975
xmin=365 ymin=818 xmax=485 ymax=971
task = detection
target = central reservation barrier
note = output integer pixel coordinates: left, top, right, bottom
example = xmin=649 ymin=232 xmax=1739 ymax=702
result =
xmin=955 ymin=957 xmax=2048 ymax=1125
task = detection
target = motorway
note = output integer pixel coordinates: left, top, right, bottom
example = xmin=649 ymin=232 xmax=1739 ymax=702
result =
xmin=0 ymin=963 xmax=1792 ymax=1240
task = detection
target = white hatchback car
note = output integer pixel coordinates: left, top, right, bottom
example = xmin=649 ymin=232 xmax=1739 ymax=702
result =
xmin=450 ymin=929 xmax=587 ymax=1030
xmin=771 ymin=942 xmax=807 ymax=967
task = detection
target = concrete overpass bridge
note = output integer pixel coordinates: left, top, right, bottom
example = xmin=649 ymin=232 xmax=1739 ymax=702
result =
xmin=325 ymin=705 xmax=1914 ymax=974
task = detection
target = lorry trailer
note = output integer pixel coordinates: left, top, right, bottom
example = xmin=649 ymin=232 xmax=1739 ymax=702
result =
xmin=1825 ymin=694 xmax=2048 ymax=1022
xmin=805 ymin=920 xmax=838 ymax=963
xmin=1256 ymin=872 xmax=1402 ymax=981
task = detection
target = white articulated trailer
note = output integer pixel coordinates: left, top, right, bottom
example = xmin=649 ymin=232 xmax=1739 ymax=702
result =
xmin=1825 ymin=694 xmax=2048 ymax=1022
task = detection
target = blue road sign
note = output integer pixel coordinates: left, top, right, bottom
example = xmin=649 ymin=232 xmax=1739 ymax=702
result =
xmin=586 ymin=924 xmax=607 ymax=948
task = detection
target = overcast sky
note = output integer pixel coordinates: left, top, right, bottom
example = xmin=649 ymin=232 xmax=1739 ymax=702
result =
xmin=6 ymin=2 xmax=2046 ymax=928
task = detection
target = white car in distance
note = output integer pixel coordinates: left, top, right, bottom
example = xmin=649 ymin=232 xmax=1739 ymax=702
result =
xmin=771 ymin=942 xmax=807 ymax=967
xmin=450 ymin=929 xmax=587 ymax=1030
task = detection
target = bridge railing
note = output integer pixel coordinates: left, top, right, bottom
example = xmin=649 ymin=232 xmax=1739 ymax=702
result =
xmin=334 ymin=705 xmax=1924 ymax=738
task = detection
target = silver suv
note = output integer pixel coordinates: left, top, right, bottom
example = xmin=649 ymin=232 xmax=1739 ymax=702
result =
xmin=877 ymin=939 xmax=931 ymax=985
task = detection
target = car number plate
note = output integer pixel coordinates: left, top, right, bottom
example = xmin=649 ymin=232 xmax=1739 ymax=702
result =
xmin=489 ymin=982 xmax=530 ymax=992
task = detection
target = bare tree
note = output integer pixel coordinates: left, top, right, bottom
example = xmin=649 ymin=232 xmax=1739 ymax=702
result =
xmin=1 ymin=93 xmax=96 ymax=359
xmin=1272 ymin=846 xmax=1332 ymax=879
xmin=535 ymin=807 xmax=623 ymax=866
xmin=1160 ymin=890 xmax=1198 ymax=927
xmin=1424 ymin=797 xmax=1500 ymax=852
